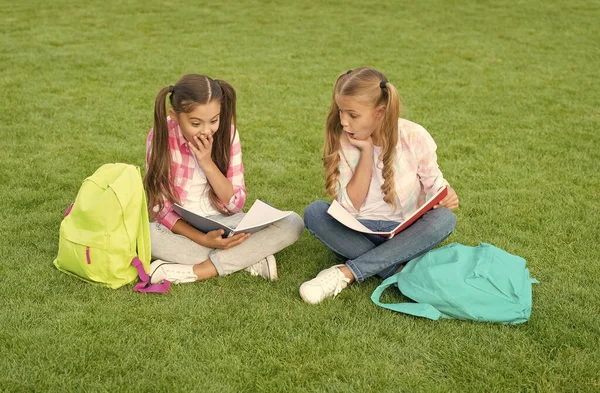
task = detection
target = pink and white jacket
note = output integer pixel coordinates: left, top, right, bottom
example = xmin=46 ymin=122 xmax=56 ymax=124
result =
xmin=145 ymin=118 xmax=246 ymax=230
xmin=336 ymin=118 xmax=448 ymax=220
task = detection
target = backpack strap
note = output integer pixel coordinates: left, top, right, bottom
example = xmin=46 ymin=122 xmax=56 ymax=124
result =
xmin=127 ymin=166 xmax=170 ymax=293
xmin=131 ymin=257 xmax=171 ymax=293
xmin=370 ymin=275 xmax=443 ymax=321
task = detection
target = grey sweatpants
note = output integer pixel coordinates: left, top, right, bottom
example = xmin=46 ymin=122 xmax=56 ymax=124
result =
xmin=150 ymin=212 xmax=304 ymax=276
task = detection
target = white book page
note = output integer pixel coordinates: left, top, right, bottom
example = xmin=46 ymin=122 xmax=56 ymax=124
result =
xmin=326 ymin=200 xmax=382 ymax=235
xmin=173 ymin=204 xmax=236 ymax=235
xmin=234 ymin=200 xmax=293 ymax=233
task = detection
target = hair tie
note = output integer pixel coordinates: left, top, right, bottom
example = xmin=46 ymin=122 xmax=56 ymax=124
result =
xmin=168 ymin=85 xmax=174 ymax=93
xmin=379 ymin=80 xmax=387 ymax=89
xmin=346 ymin=69 xmax=352 ymax=74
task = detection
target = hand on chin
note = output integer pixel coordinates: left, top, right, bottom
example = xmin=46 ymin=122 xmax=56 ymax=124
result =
xmin=347 ymin=134 xmax=373 ymax=151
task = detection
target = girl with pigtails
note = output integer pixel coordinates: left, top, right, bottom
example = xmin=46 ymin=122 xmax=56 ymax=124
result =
xmin=144 ymin=74 xmax=303 ymax=285
xmin=300 ymin=67 xmax=459 ymax=304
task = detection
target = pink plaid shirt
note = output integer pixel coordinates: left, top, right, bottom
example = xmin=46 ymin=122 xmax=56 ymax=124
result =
xmin=146 ymin=118 xmax=246 ymax=230
xmin=337 ymin=118 xmax=448 ymax=220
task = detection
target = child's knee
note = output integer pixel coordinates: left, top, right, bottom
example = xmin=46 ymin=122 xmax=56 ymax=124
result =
xmin=434 ymin=207 xmax=457 ymax=234
xmin=285 ymin=212 xmax=305 ymax=241
xmin=303 ymin=200 xmax=330 ymax=230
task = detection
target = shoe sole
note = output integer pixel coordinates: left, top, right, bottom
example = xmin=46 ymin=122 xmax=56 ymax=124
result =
xmin=266 ymin=255 xmax=278 ymax=281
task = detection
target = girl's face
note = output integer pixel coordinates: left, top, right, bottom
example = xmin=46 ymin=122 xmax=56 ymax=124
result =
xmin=170 ymin=100 xmax=221 ymax=143
xmin=335 ymin=95 xmax=384 ymax=143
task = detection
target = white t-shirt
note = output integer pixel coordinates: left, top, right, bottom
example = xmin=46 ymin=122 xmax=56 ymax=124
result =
xmin=182 ymin=156 xmax=221 ymax=217
xmin=357 ymin=146 xmax=404 ymax=222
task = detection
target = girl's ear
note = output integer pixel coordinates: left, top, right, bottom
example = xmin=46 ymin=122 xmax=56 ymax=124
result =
xmin=168 ymin=108 xmax=178 ymax=123
xmin=375 ymin=105 xmax=386 ymax=121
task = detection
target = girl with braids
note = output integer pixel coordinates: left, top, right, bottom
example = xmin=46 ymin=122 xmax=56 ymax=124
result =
xmin=300 ymin=67 xmax=459 ymax=304
xmin=144 ymin=74 xmax=303 ymax=284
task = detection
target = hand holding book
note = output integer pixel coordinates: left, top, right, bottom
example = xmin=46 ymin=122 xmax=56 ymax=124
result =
xmin=201 ymin=229 xmax=250 ymax=249
xmin=433 ymin=186 xmax=459 ymax=210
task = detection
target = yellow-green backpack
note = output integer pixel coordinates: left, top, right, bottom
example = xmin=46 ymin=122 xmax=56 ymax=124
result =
xmin=53 ymin=163 xmax=169 ymax=292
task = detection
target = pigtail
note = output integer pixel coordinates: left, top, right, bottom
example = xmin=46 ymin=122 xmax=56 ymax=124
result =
xmin=378 ymin=81 xmax=401 ymax=212
xmin=324 ymin=74 xmax=349 ymax=199
xmin=144 ymin=86 xmax=180 ymax=219
xmin=324 ymin=100 xmax=343 ymax=199
xmin=207 ymin=79 xmax=237 ymax=215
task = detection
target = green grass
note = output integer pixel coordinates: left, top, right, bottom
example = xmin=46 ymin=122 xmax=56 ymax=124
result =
xmin=1 ymin=0 xmax=599 ymax=391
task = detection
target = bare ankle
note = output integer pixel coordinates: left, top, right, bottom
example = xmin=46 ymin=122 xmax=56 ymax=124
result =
xmin=193 ymin=259 xmax=219 ymax=281
xmin=337 ymin=265 xmax=355 ymax=283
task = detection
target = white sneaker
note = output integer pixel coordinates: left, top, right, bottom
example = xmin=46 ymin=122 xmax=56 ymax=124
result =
xmin=149 ymin=260 xmax=197 ymax=284
xmin=244 ymin=255 xmax=278 ymax=281
xmin=299 ymin=265 xmax=351 ymax=304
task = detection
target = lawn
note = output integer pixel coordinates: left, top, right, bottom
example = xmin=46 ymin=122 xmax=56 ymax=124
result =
xmin=1 ymin=0 xmax=599 ymax=392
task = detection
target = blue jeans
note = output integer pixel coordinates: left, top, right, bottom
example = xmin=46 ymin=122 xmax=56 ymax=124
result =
xmin=304 ymin=201 xmax=456 ymax=283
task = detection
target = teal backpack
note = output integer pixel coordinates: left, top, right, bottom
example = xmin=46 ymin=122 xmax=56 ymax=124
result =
xmin=53 ymin=163 xmax=170 ymax=293
xmin=371 ymin=243 xmax=538 ymax=324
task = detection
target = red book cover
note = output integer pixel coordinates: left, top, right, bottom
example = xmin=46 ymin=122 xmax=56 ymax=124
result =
xmin=390 ymin=186 xmax=448 ymax=237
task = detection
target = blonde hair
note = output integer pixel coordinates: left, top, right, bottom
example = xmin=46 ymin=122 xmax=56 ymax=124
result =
xmin=324 ymin=67 xmax=401 ymax=211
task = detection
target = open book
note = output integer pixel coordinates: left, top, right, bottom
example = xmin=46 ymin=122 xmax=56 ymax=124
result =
xmin=327 ymin=186 xmax=448 ymax=238
xmin=173 ymin=200 xmax=293 ymax=237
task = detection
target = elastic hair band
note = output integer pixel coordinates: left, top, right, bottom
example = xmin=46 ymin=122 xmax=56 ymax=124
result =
xmin=168 ymin=85 xmax=174 ymax=93
xmin=346 ymin=69 xmax=352 ymax=74
xmin=379 ymin=81 xmax=387 ymax=89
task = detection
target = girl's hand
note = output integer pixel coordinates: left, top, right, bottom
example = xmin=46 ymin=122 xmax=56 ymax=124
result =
xmin=188 ymin=134 xmax=214 ymax=168
xmin=434 ymin=186 xmax=459 ymax=210
xmin=347 ymin=135 xmax=374 ymax=152
xmin=200 ymin=229 xmax=250 ymax=250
